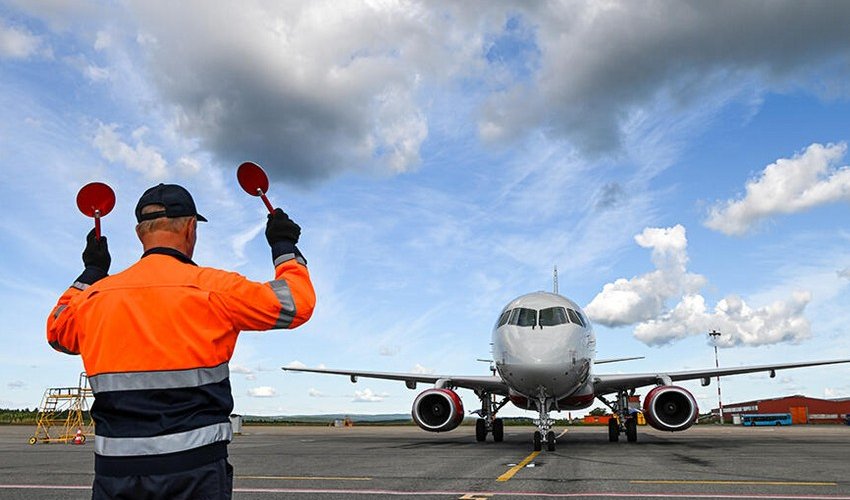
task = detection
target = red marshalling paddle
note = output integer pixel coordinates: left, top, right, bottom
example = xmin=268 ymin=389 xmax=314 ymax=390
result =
xmin=76 ymin=182 xmax=116 ymax=240
xmin=237 ymin=161 xmax=275 ymax=214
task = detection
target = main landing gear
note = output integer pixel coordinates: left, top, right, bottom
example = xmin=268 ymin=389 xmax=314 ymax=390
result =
xmin=473 ymin=391 xmax=508 ymax=443
xmin=599 ymin=390 xmax=638 ymax=443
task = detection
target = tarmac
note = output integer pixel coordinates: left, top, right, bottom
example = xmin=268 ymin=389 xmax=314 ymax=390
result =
xmin=1 ymin=423 xmax=849 ymax=499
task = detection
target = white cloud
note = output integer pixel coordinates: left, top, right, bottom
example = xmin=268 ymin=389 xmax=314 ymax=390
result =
xmin=585 ymin=225 xmax=706 ymax=326
xmin=230 ymin=221 xmax=265 ymax=262
xmin=126 ymin=1 xmax=481 ymax=183
xmin=824 ymin=387 xmax=849 ymax=399
xmin=353 ymin=388 xmax=388 ymax=403
xmin=0 ymin=20 xmax=43 ymax=59
xmin=705 ymin=143 xmax=850 ymax=235
xmin=378 ymin=345 xmax=399 ymax=357
xmin=247 ymin=386 xmax=277 ymax=398
xmin=586 ymin=225 xmax=812 ymax=347
xmin=480 ymin=4 xmax=850 ymax=155
xmin=633 ymin=291 xmax=812 ymax=347
xmin=92 ymin=122 xmax=168 ymax=180
xmin=177 ymin=156 xmax=201 ymax=176
xmin=94 ymin=30 xmax=111 ymax=51
xmin=411 ymin=363 xmax=434 ymax=375
xmin=284 ymin=360 xmax=307 ymax=370
xmin=230 ymin=364 xmax=254 ymax=375
xmin=308 ymin=388 xmax=327 ymax=398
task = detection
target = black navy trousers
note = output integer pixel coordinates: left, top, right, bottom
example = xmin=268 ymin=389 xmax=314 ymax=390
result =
xmin=91 ymin=458 xmax=232 ymax=500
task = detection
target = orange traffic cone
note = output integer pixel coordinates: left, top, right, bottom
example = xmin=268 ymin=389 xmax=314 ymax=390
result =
xmin=72 ymin=428 xmax=84 ymax=445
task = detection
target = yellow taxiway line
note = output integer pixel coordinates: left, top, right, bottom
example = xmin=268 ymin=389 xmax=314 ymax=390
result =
xmin=497 ymin=451 xmax=540 ymax=482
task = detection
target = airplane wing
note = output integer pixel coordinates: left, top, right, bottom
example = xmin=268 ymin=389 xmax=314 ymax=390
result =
xmin=281 ymin=366 xmax=509 ymax=395
xmin=592 ymin=358 xmax=850 ymax=395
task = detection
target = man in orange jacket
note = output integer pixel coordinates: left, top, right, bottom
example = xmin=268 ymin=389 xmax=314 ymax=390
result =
xmin=47 ymin=183 xmax=316 ymax=499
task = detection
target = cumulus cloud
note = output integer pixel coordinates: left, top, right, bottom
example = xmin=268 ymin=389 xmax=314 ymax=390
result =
xmin=284 ymin=360 xmax=307 ymax=370
xmin=705 ymin=143 xmax=850 ymax=235
xmin=126 ymin=1 xmax=484 ymax=184
xmin=411 ymin=363 xmax=434 ymax=375
xmin=634 ymin=291 xmax=811 ymax=346
xmin=585 ymin=225 xmax=705 ymax=326
xmin=230 ymin=364 xmax=255 ymax=375
xmin=247 ymin=386 xmax=277 ymax=398
xmin=308 ymin=388 xmax=327 ymax=398
xmin=0 ymin=20 xmax=44 ymax=59
xmin=586 ymin=225 xmax=811 ymax=346
xmin=480 ymin=3 xmax=850 ymax=154
xmin=93 ymin=123 xmax=168 ymax=179
xmin=824 ymin=387 xmax=849 ymax=399
xmin=353 ymin=388 xmax=388 ymax=403
xmin=379 ymin=345 xmax=400 ymax=357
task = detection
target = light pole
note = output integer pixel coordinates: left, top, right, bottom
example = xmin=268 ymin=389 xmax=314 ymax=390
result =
xmin=708 ymin=330 xmax=723 ymax=424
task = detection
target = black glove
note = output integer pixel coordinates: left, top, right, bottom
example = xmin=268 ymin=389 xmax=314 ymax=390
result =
xmin=75 ymin=229 xmax=110 ymax=286
xmin=265 ymin=208 xmax=301 ymax=246
xmin=82 ymin=228 xmax=111 ymax=273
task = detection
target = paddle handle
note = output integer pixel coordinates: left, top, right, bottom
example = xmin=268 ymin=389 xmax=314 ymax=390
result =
xmin=94 ymin=210 xmax=102 ymax=240
xmin=258 ymin=189 xmax=274 ymax=214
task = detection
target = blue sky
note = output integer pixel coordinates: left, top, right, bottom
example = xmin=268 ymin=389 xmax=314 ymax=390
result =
xmin=2 ymin=1 xmax=850 ymax=418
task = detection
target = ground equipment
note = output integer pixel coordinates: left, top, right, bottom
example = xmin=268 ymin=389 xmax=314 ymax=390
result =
xmin=29 ymin=372 xmax=93 ymax=445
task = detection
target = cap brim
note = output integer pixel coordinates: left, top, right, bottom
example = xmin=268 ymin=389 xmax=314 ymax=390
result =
xmin=196 ymin=214 xmax=208 ymax=222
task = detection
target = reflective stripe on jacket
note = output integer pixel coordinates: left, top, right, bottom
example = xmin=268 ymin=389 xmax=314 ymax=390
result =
xmin=46 ymin=247 xmax=315 ymax=475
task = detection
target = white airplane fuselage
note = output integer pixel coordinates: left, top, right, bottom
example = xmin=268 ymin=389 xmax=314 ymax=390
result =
xmin=492 ymin=291 xmax=596 ymax=411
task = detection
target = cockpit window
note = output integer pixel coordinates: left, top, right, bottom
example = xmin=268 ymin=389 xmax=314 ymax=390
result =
xmin=567 ymin=308 xmax=584 ymax=327
xmin=508 ymin=307 xmax=537 ymax=327
xmin=496 ymin=309 xmax=511 ymax=328
xmin=577 ymin=310 xmax=589 ymax=328
xmin=539 ymin=307 xmax=568 ymax=327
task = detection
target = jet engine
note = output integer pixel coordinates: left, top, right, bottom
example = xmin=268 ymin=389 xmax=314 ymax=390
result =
xmin=643 ymin=385 xmax=698 ymax=432
xmin=411 ymin=388 xmax=464 ymax=432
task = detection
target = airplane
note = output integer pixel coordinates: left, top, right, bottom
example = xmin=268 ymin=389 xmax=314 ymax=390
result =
xmin=283 ymin=287 xmax=850 ymax=451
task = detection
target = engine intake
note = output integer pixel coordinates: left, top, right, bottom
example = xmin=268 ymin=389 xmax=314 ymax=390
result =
xmin=643 ymin=385 xmax=698 ymax=432
xmin=412 ymin=388 xmax=464 ymax=432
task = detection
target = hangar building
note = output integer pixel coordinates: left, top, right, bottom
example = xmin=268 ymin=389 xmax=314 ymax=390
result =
xmin=715 ymin=395 xmax=850 ymax=424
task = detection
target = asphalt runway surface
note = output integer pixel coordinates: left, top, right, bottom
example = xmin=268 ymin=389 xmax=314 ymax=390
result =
xmin=1 ymin=424 xmax=849 ymax=499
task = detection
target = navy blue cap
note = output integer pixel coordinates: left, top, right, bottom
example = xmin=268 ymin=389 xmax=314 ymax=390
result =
xmin=135 ymin=184 xmax=208 ymax=223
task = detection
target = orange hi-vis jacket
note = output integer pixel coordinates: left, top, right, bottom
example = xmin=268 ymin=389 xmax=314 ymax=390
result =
xmin=47 ymin=247 xmax=315 ymax=476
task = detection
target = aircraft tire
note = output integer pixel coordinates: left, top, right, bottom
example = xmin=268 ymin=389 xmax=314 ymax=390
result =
xmin=608 ymin=417 xmax=619 ymax=442
xmin=626 ymin=418 xmax=637 ymax=442
xmin=546 ymin=431 xmax=556 ymax=451
xmin=493 ymin=418 xmax=504 ymax=442
xmin=475 ymin=418 xmax=486 ymax=442
xmin=533 ymin=431 xmax=542 ymax=451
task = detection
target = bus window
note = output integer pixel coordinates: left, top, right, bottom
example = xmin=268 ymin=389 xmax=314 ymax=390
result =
xmin=509 ymin=308 xmax=537 ymax=328
xmin=539 ymin=307 xmax=568 ymax=327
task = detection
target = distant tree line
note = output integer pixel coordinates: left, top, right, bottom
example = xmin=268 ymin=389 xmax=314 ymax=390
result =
xmin=0 ymin=408 xmax=38 ymax=424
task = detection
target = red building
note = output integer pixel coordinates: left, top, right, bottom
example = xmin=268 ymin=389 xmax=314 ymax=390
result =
xmin=717 ymin=395 xmax=850 ymax=424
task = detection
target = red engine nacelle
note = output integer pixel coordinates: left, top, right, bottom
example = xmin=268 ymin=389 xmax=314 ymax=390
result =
xmin=643 ymin=385 xmax=698 ymax=432
xmin=412 ymin=388 xmax=465 ymax=432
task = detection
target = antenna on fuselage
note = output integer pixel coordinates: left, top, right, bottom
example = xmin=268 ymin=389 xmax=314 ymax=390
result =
xmin=553 ymin=265 xmax=559 ymax=295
